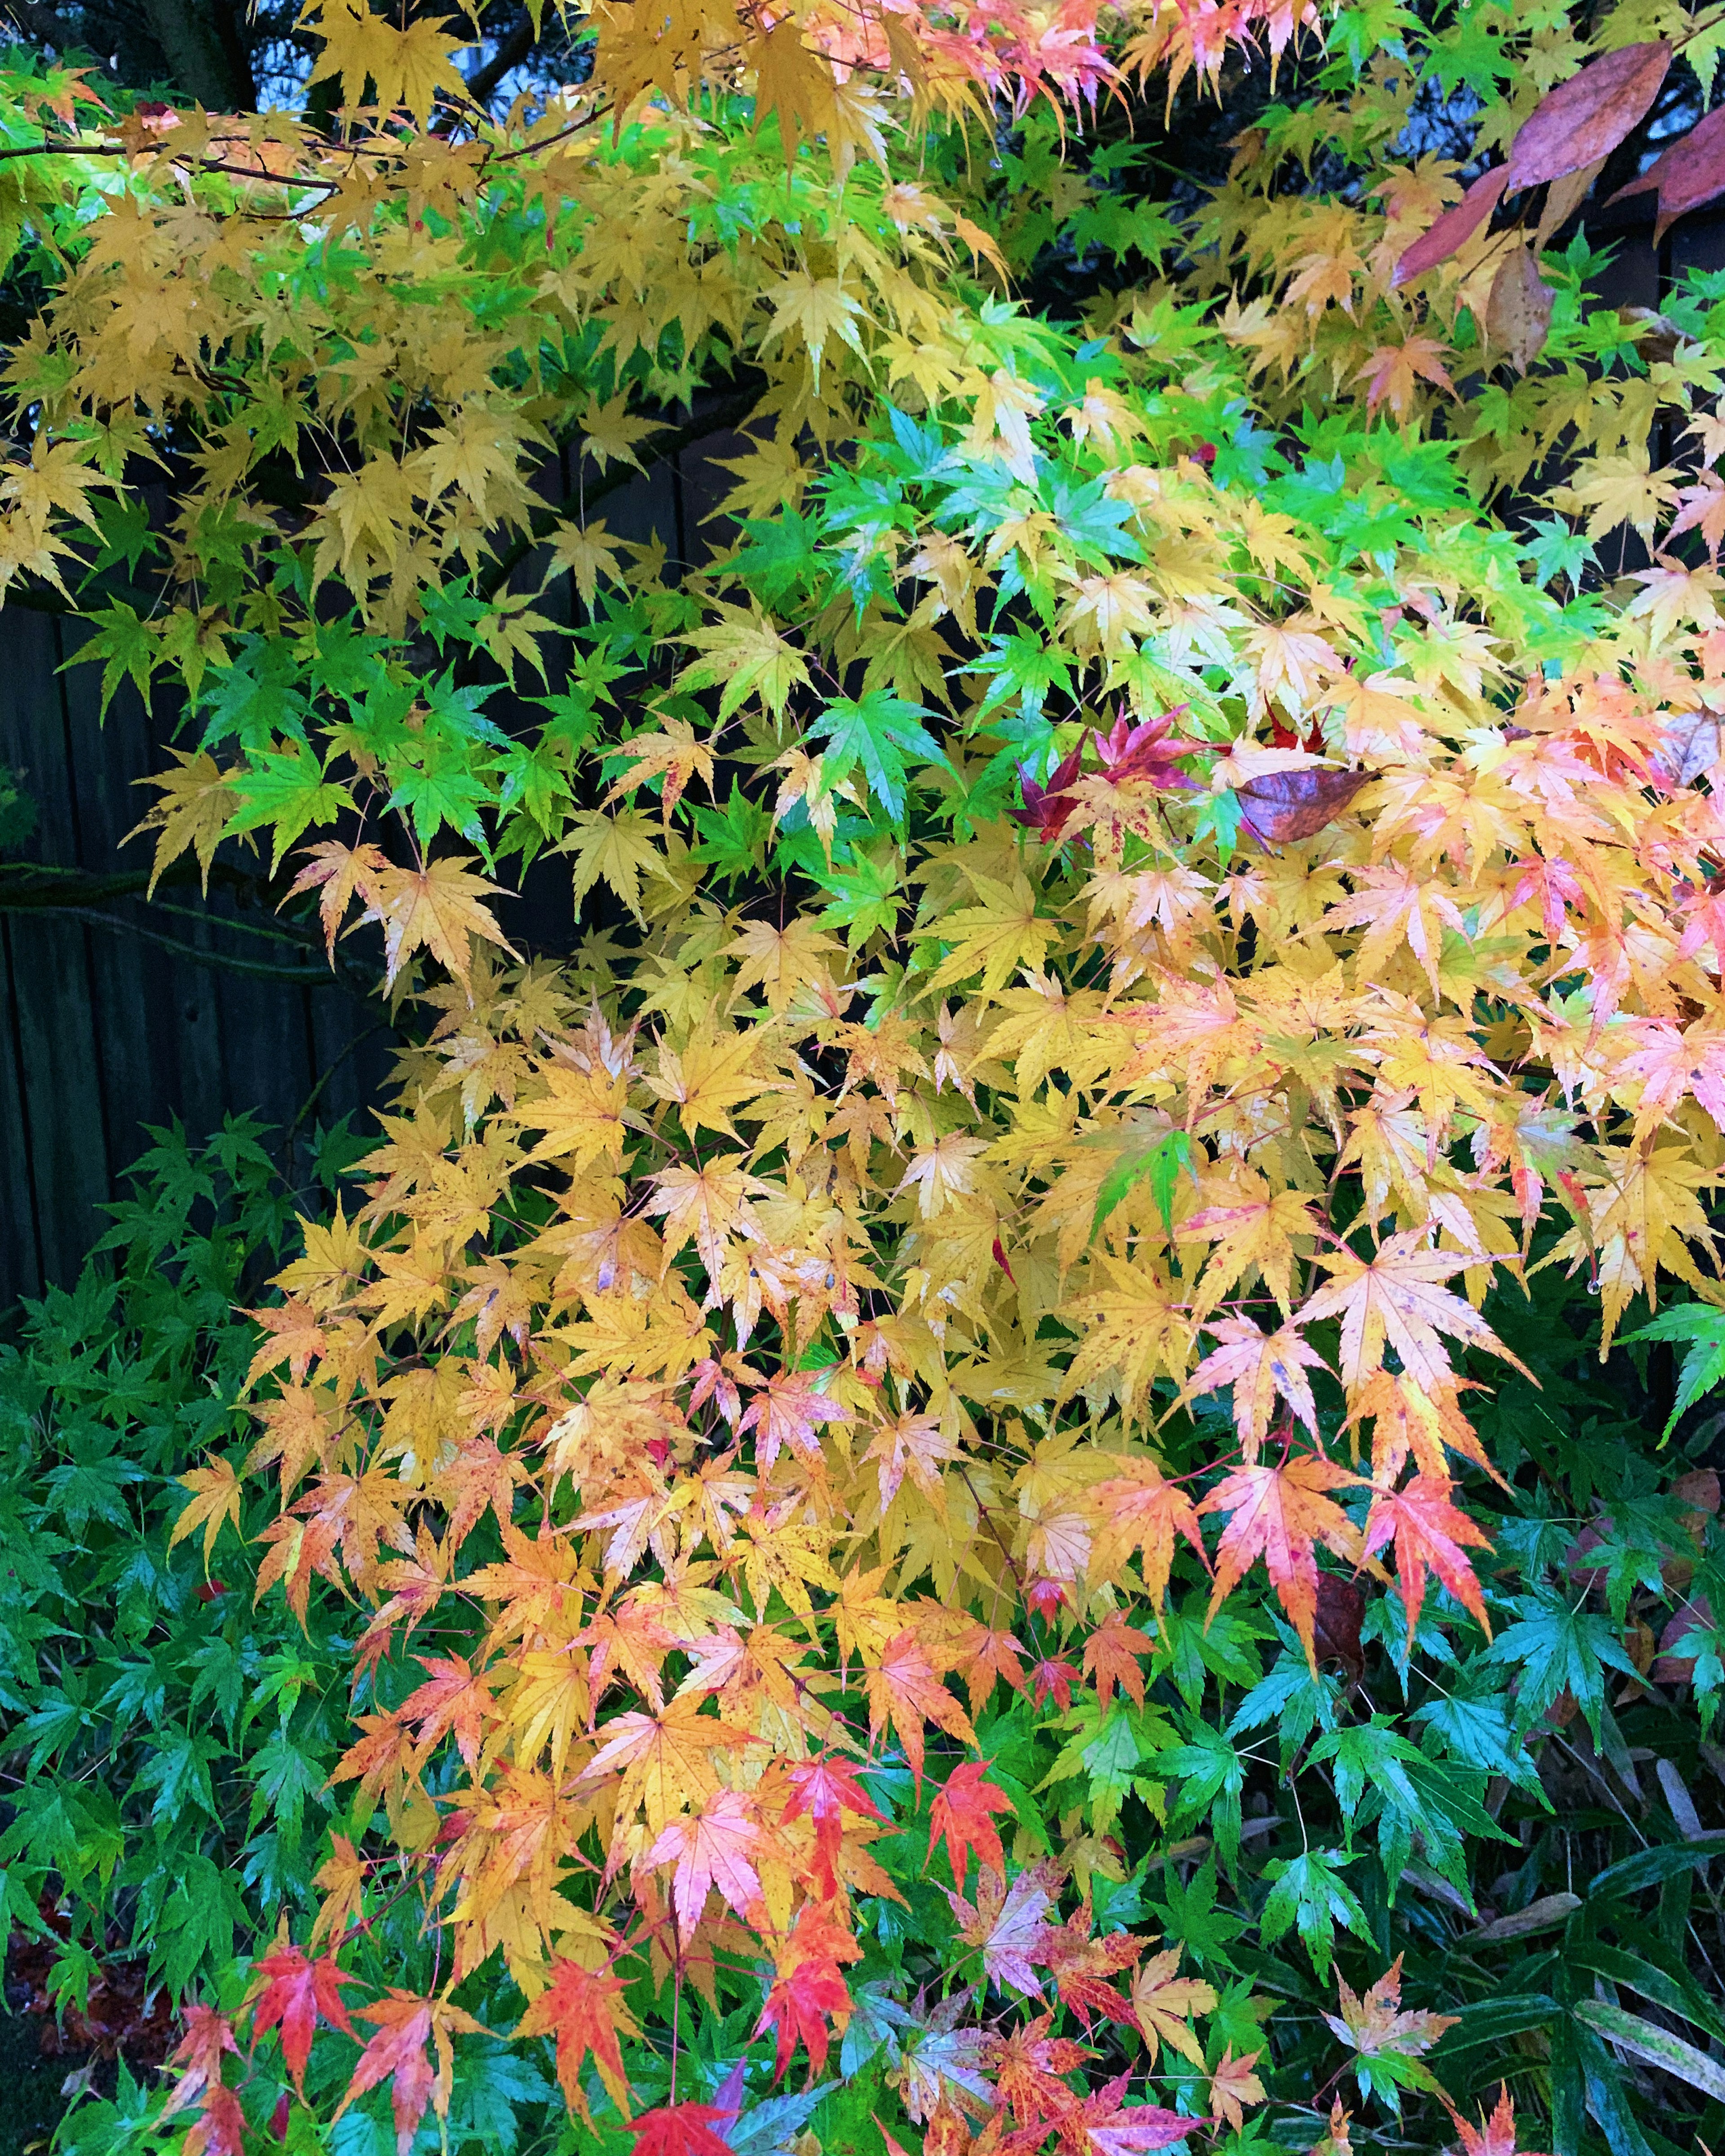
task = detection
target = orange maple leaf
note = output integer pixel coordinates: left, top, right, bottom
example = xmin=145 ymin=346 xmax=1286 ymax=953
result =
xmin=1361 ymin=1472 xmax=1494 ymax=1635
xmin=1208 ymin=2044 xmax=1267 ymax=2130
xmin=335 ymin=1991 xmax=483 ymax=2156
xmin=1197 ymin=1451 xmax=1361 ymax=1666
xmin=1087 ymin=1458 xmax=1208 ymax=1608
xmin=514 ymin=1958 xmax=640 ymax=2122
xmin=863 ymin=1629 xmax=976 ymax=1791
xmin=1444 ymin=2083 xmax=1546 ymax=2156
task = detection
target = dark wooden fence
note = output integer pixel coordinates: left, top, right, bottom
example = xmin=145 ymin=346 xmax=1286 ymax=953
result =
xmin=0 ymin=199 xmax=1718 ymax=1314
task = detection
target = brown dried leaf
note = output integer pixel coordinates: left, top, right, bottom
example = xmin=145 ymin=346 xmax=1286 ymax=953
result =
xmin=1484 ymin=246 xmax=1555 ymax=375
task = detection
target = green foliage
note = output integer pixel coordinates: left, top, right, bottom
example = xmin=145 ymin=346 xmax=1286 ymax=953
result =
xmin=0 ymin=1122 xmax=361 ymax=1999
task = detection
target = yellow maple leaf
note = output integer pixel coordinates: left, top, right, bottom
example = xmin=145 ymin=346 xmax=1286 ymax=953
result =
xmin=921 ymin=874 xmax=1058 ymax=997
xmin=302 ymin=0 xmax=468 ymax=126
xmin=364 ymin=854 xmax=519 ymax=994
xmin=125 ymin=750 xmax=241 ymax=896
xmin=562 ymin=808 xmax=669 ymax=922
xmin=169 ymin=1455 xmax=246 ymax=1570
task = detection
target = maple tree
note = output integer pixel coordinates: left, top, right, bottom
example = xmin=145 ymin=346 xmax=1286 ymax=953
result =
xmin=10 ymin=2 xmax=1725 ymax=2154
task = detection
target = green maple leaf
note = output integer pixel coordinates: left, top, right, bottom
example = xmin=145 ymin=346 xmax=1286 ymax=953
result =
xmin=810 ymin=690 xmax=944 ymax=826
xmin=1486 ymin=1592 xmax=1641 ymax=1742
xmin=689 ymin=783 xmax=773 ymax=885
xmin=1259 ymin=1848 xmax=1369 ymax=1979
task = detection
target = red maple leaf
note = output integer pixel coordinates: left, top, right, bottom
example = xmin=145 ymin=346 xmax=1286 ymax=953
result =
xmin=1030 ymin=1653 xmax=1080 ymax=1709
xmin=1092 ymin=706 xmax=1207 ymax=791
xmin=1010 ymin=739 xmax=1087 ymax=844
xmin=1362 ymin=1473 xmax=1493 ymax=1635
xmin=781 ymin=1755 xmax=888 ymax=1899
xmin=249 ymin=1944 xmax=357 ymax=2098
xmin=629 ymin=2103 xmax=735 ymax=2156
xmin=927 ymin=1760 xmax=1015 ymax=1888
xmin=185 ymin=2086 xmax=247 ymax=2156
xmin=754 ymin=1901 xmax=861 ymax=2080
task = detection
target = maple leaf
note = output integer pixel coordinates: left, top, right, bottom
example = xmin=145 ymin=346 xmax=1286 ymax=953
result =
xmin=169 ymin=1455 xmax=245 ymax=1571
xmin=159 ymin=2003 xmax=240 ymax=2124
xmin=1325 ymin=1954 xmax=1457 ymax=2064
xmin=578 ymin=1697 xmax=753 ymax=1836
xmin=562 ymin=808 xmax=671 ymax=923
xmin=304 ymin=0 xmax=468 ymax=126
xmin=126 ymin=750 xmax=240 ymax=897
xmin=782 ymin=1754 xmax=889 ymax=1898
xmin=335 ymin=1991 xmax=483 ymax=2156
xmin=738 ymin=1370 xmax=850 ymax=1470
xmin=1129 ymin=1947 xmax=1216 ymax=2067
xmin=950 ymin=1620 xmax=1030 ymax=1711
xmin=1208 ymin=2046 xmax=1267 ymax=2131
xmin=514 ymin=1958 xmax=640 ymax=2122
xmin=983 ymin=2013 xmax=1094 ymax=2126
xmin=862 ymin=1409 xmax=962 ymax=1513
xmin=1041 ymin=1906 xmax=1144 ymax=2026
xmin=1087 ymin=1458 xmax=1208 ymax=1608
xmin=362 ymin=855 xmax=518 ymax=994
xmin=865 ymin=1629 xmax=978 ymax=1790
xmin=756 ymin=1900 xmax=862 ymax=2080
xmin=928 ymin=1761 xmax=1015 ymax=1887
xmin=1357 ymin=337 xmax=1455 ymax=420
xmin=396 ymin=1652 xmax=500 ymax=1772
xmin=1299 ymin=1230 xmax=1528 ymax=1398
xmin=248 ymin=1943 xmax=357 ymax=2098
xmin=1362 ymin=1472 xmax=1494 ymax=1635
xmin=1057 ymin=2071 xmax=1200 ymax=2156
xmin=922 ymin=873 xmax=1058 ymax=996
xmin=1197 ymin=1452 xmax=1362 ymax=1668
xmin=628 ymin=2104 xmax=735 ymax=2156
xmin=546 ymin=515 xmax=626 ymax=605
xmin=602 ymin=719 xmax=717 ymax=820
xmin=645 ymin=1018 xmax=777 ymax=1142
xmin=1309 ymin=2096 xmax=1357 ymax=2156
xmin=1081 ymin=1611 xmax=1154 ymax=1709
xmin=947 ymin=1859 xmax=1060 ymax=1995
xmin=1185 ymin=1187 xmax=1321 ymax=1319
xmin=725 ymin=916 xmax=843 ymax=1014
xmin=1444 ymin=2085 xmax=1546 ymax=2156
xmin=1011 ymin=738 xmax=1086 ymax=844
xmin=645 ymin=1787 xmax=764 ymax=1932
xmin=1178 ymin=1315 xmax=1328 ymax=1457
